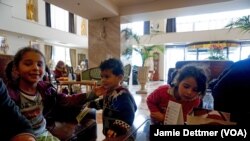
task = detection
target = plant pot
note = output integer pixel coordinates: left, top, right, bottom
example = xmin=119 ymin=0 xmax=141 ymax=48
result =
xmin=136 ymin=66 xmax=149 ymax=94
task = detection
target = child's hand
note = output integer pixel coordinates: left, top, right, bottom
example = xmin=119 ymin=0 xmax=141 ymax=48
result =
xmin=10 ymin=133 xmax=36 ymax=141
xmin=150 ymin=112 xmax=165 ymax=122
xmin=107 ymin=129 xmax=117 ymax=138
xmin=93 ymin=86 xmax=107 ymax=96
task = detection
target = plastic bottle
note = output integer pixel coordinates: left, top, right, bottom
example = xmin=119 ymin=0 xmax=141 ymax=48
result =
xmin=202 ymin=89 xmax=214 ymax=110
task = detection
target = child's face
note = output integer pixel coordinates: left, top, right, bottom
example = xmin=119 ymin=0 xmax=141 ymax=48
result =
xmin=100 ymin=69 xmax=122 ymax=90
xmin=177 ymin=76 xmax=200 ymax=101
xmin=15 ymin=51 xmax=45 ymax=84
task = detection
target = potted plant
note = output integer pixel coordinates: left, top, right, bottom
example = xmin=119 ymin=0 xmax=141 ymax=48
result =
xmin=225 ymin=15 xmax=250 ymax=32
xmin=121 ymin=28 xmax=164 ymax=94
xmin=121 ymin=28 xmax=164 ymax=66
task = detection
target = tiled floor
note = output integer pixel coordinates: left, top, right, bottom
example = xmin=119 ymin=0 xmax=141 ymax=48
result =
xmin=95 ymin=81 xmax=166 ymax=141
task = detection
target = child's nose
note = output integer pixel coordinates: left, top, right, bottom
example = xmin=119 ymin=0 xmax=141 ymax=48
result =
xmin=187 ymin=89 xmax=193 ymax=95
xmin=32 ymin=64 xmax=39 ymax=69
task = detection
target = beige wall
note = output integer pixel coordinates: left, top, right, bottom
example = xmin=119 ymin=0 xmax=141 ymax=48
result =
xmin=88 ymin=16 xmax=121 ymax=68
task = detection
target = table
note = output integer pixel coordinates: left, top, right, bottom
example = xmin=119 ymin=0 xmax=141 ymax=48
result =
xmin=57 ymin=80 xmax=97 ymax=94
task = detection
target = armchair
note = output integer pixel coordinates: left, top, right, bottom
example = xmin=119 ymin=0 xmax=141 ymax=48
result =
xmin=0 ymin=54 xmax=14 ymax=84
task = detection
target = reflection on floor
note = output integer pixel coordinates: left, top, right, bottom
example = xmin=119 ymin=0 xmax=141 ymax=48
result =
xmin=96 ymin=81 xmax=166 ymax=141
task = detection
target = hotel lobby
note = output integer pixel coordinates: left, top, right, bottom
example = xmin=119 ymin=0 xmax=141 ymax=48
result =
xmin=1 ymin=0 xmax=250 ymax=141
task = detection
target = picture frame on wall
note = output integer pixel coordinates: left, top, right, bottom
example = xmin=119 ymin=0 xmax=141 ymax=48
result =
xmin=29 ymin=40 xmax=40 ymax=50
xmin=78 ymin=53 xmax=86 ymax=65
xmin=78 ymin=53 xmax=88 ymax=70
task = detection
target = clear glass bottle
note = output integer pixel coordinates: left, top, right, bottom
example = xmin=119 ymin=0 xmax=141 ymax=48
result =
xmin=203 ymin=89 xmax=214 ymax=110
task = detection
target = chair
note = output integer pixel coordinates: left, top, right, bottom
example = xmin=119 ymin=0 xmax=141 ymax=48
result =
xmin=123 ymin=64 xmax=132 ymax=85
xmin=0 ymin=54 xmax=14 ymax=84
xmin=89 ymin=67 xmax=101 ymax=85
xmin=81 ymin=69 xmax=91 ymax=81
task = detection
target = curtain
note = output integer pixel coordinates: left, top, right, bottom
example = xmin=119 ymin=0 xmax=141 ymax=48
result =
xmin=44 ymin=45 xmax=53 ymax=68
xmin=144 ymin=21 xmax=150 ymax=35
xmin=45 ymin=2 xmax=51 ymax=27
xmin=69 ymin=12 xmax=75 ymax=33
xmin=166 ymin=18 xmax=176 ymax=32
xmin=70 ymin=49 xmax=76 ymax=68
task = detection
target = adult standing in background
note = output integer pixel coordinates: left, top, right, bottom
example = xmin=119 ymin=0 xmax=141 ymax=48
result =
xmin=0 ymin=78 xmax=36 ymax=141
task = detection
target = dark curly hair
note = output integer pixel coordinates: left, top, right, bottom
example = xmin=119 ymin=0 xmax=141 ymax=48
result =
xmin=99 ymin=58 xmax=124 ymax=76
xmin=173 ymin=64 xmax=208 ymax=96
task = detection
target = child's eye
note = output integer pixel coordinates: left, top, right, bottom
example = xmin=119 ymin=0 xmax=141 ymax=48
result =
xmin=37 ymin=62 xmax=44 ymax=67
xmin=101 ymin=75 xmax=107 ymax=79
xmin=193 ymin=89 xmax=199 ymax=92
xmin=183 ymin=85 xmax=190 ymax=89
xmin=24 ymin=62 xmax=32 ymax=66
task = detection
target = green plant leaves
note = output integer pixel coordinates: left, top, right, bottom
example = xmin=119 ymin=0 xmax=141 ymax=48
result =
xmin=225 ymin=15 xmax=250 ymax=33
xmin=121 ymin=28 xmax=164 ymax=66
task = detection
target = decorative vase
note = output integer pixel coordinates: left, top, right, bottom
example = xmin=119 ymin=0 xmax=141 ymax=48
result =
xmin=136 ymin=66 xmax=149 ymax=94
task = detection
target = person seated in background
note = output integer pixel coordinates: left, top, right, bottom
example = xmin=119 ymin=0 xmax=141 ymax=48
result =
xmin=0 ymin=78 xmax=36 ymax=141
xmin=88 ymin=58 xmax=137 ymax=138
xmin=54 ymin=60 xmax=68 ymax=80
xmin=43 ymin=65 xmax=52 ymax=82
xmin=147 ymin=65 xmax=208 ymax=124
xmin=212 ymin=58 xmax=250 ymax=125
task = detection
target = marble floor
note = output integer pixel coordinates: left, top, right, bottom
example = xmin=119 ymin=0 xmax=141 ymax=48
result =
xmin=95 ymin=81 xmax=166 ymax=141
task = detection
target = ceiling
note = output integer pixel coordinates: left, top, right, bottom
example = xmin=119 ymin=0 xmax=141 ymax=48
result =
xmin=44 ymin=0 xmax=250 ymax=23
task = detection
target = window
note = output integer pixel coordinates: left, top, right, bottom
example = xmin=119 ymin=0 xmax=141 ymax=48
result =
xmin=164 ymin=46 xmax=185 ymax=80
xmin=121 ymin=21 xmax=144 ymax=36
xmin=50 ymin=4 xmax=69 ymax=32
xmin=52 ymin=46 xmax=71 ymax=68
xmin=176 ymin=9 xmax=250 ymax=32
xmin=241 ymin=46 xmax=250 ymax=60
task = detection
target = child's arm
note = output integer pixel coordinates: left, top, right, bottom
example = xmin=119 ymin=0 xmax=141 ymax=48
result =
xmin=88 ymin=98 xmax=103 ymax=110
xmin=146 ymin=86 xmax=164 ymax=113
xmin=55 ymin=85 xmax=107 ymax=107
xmin=147 ymin=86 xmax=167 ymax=123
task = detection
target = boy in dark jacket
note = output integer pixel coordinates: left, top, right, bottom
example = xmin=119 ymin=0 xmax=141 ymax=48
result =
xmin=89 ymin=58 xmax=137 ymax=138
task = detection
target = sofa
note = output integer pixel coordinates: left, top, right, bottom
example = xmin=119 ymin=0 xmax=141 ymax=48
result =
xmin=175 ymin=60 xmax=234 ymax=81
xmin=0 ymin=54 xmax=14 ymax=84
xmin=168 ymin=60 xmax=234 ymax=88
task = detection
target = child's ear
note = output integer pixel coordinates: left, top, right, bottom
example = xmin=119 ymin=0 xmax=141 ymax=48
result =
xmin=118 ymin=74 xmax=124 ymax=81
xmin=13 ymin=66 xmax=19 ymax=76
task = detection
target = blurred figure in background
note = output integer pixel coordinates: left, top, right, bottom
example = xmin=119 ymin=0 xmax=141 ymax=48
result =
xmin=54 ymin=60 xmax=67 ymax=80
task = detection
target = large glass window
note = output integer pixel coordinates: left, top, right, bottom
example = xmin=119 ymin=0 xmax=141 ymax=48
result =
xmin=50 ymin=4 xmax=69 ymax=32
xmin=164 ymin=46 xmax=185 ymax=80
xmin=121 ymin=21 xmax=144 ymax=36
xmin=176 ymin=9 xmax=250 ymax=32
xmin=241 ymin=46 xmax=250 ymax=60
xmin=52 ymin=46 xmax=71 ymax=68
